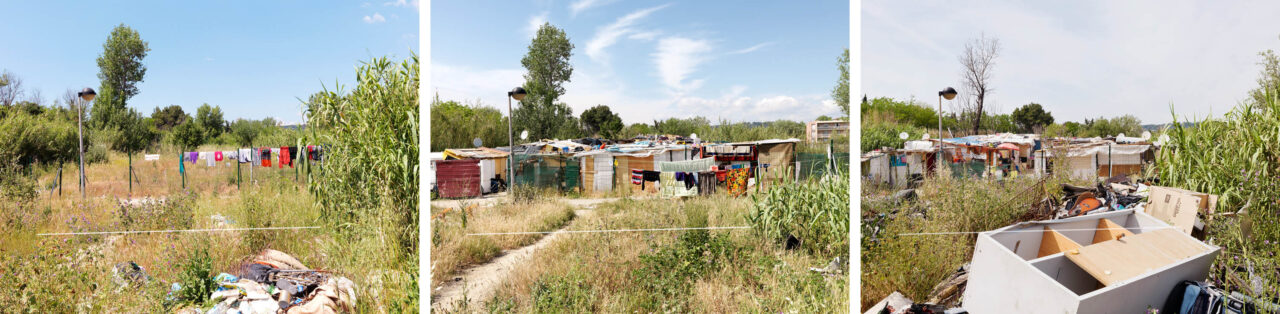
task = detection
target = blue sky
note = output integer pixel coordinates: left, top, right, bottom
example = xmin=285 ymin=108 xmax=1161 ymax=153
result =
xmin=864 ymin=1 xmax=1280 ymax=125
xmin=431 ymin=1 xmax=849 ymax=124
xmin=0 ymin=1 xmax=418 ymax=124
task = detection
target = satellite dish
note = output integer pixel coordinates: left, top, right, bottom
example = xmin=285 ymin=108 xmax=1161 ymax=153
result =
xmin=1141 ymin=131 xmax=1152 ymax=140
xmin=1156 ymin=134 xmax=1170 ymax=145
xmin=898 ymin=132 xmax=909 ymax=140
xmin=472 ymin=138 xmax=482 ymax=148
xmin=922 ymin=133 xmax=931 ymax=140
xmin=520 ymin=130 xmax=529 ymax=140
xmin=690 ymin=133 xmax=698 ymax=139
xmin=1117 ymin=133 xmax=1126 ymax=138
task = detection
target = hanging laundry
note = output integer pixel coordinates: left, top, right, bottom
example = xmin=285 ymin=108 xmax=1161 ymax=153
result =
xmin=684 ymin=172 xmax=697 ymax=190
xmin=698 ymin=171 xmax=716 ymax=195
xmin=144 ymin=154 xmax=160 ymax=161
xmin=214 ymin=151 xmax=224 ymax=162
xmin=187 ymin=152 xmax=199 ymax=163
xmin=260 ymin=147 xmax=272 ymax=167
xmin=279 ymin=146 xmax=291 ymax=168
xmin=288 ymin=146 xmax=298 ymax=167
xmin=641 ymin=170 xmax=661 ymax=190
xmin=178 ymin=152 xmax=185 ymax=174
xmin=726 ymin=168 xmax=750 ymax=196
xmin=631 ymin=169 xmax=643 ymax=185
xmin=206 ymin=152 xmax=215 ymax=167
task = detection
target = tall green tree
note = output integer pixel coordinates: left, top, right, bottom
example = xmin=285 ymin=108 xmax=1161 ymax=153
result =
xmin=515 ymin=23 xmax=576 ymax=140
xmin=832 ymin=48 xmax=850 ymax=117
xmin=580 ymin=105 xmax=623 ymax=138
xmin=151 ymin=104 xmax=187 ymax=131
xmin=229 ymin=119 xmax=263 ymax=147
xmin=91 ymin=24 xmax=150 ymax=130
xmin=170 ymin=120 xmax=204 ymax=151
xmin=195 ymin=103 xmax=225 ymax=139
xmin=1011 ymin=103 xmax=1054 ymax=132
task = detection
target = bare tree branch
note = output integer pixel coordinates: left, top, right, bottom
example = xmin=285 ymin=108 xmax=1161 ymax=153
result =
xmin=959 ymin=33 xmax=1001 ymax=134
xmin=0 ymin=70 xmax=24 ymax=106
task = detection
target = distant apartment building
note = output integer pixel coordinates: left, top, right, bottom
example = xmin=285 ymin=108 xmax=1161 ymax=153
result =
xmin=806 ymin=119 xmax=849 ymax=142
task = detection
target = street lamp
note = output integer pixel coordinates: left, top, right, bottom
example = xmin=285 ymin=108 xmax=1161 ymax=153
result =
xmin=937 ymin=87 xmax=957 ymax=174
xmin=507 ymin=86 xmax=527 ymax=188
xmin=76 ymin=87 xmax=96 ymax=199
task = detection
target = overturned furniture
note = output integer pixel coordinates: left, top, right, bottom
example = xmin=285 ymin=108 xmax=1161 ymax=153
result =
xmin=963 ymin=209 xmax=1220 ymax=313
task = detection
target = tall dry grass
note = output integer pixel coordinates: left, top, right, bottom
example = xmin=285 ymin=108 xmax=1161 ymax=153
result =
xmin=429 ymin=200 xmax=576 ymax=288
xmin=476 ymin=195 xmax=848 ymax=313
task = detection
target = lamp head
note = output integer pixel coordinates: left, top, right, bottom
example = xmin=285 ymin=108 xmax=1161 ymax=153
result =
xmin=508 ymin=87 xmax=527 ymax=101
xmin=78 ymin=88 xmax=97 ymax=102
xmin=939 ymin=87 xmax=958 ymax=100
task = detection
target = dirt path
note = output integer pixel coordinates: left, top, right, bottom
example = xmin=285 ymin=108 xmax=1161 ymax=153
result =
xmin=430 ymin=202 xmax=604 ymax=312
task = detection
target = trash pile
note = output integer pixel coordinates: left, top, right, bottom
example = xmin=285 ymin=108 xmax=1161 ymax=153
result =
xmin=1055 ymin=174 xmax=1151 ymax=219
xmin=204 ymin=249 xmax=356 ymax=314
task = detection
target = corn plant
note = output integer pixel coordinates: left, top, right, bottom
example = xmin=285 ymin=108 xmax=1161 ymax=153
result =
xmin=747 ymin=167 xmax=850 ymax=259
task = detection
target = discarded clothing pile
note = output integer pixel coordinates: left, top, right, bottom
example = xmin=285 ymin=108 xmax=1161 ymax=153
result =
xmin=205 ymin=249 xmax=356 ymax=314
xmin=1056 ymin=175 xmax=1150 ymax=219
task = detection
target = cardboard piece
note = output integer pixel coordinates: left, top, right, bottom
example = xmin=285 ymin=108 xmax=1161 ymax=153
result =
xmin=1144 ymin=186 xmax=1217 ymax=235
xmin=1065 ymin=229 xmax=1212 ymax=286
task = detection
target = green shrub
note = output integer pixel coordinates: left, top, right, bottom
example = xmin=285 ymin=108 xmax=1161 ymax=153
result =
xmin=531 ymin=272 xmax=596 ymax=313
xmin=174 ymin=245 xmax=215 ymax=306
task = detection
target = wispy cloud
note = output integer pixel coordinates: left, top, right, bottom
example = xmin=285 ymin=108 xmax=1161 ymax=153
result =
xmin=728 ymin=42 xmax=774 ymax=55
xmin=585 ymin=4 xmax=671 ymax=63
xmin=431 ymin=63 xmax=527 ymax=107
xmin=526 ymin=12 xmax=549 ymax=39
xmin=654 ymin=36 xmax=712 ymax=93
xmin=628 ymin=30 xmax=661 ymax=41
xmin=569 ymin=0 xmax=612 ymax=17
xmin=383 ymin=0 xmax=418 ymax=8
xmin=362 ymin=12 xmax=386 ymax=24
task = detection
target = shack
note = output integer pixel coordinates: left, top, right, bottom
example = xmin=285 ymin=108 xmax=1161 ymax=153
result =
xmin=433 ymin=159 xmax=482 ymax=198
xmin=443 ymin=147 xmax=510 ymax=194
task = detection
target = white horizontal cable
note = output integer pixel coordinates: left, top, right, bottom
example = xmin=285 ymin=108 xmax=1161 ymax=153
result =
xmin=897 ymin=226 xmax=1173 ymax=236
xmin=467 ymin=226 xmax=750 ymax=236
xmin=38 ymin=226 xmax=320 ymax=236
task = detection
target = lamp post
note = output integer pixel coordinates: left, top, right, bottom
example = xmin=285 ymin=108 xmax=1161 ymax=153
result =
xmin=937 ymin=87 xmax=957 ymax=174
xmin=507 ymin=86 xmax=527 ymax=188
xmin=76 ymin=88 xmax=96 ymax=199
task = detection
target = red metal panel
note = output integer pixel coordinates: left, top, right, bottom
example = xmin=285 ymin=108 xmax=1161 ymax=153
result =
xmin=434 ymin=159 xmax=482 ymax=198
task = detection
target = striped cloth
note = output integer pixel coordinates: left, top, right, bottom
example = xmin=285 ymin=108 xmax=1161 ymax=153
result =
xmin=631 ymin=169 xmax=643 ymax=185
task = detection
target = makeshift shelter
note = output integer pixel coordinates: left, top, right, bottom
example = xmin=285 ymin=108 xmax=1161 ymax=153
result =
xmin=433 ymin=159 xmax=482 ymax=198
xmin=443 ymin=147 xmax=510 ymax=193
xmin=963 ymin=209 xmax=1219 ymax=313
xmin=1060 ymin=142 xmax=1152 ymax=180
xmin=656 ymin=157 xmax=715 ymax=197
xmin=591 ymin=145 xmax=695 ymax=195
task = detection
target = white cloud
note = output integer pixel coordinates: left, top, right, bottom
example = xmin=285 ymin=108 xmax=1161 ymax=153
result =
xmin=728 ymin=42 xmax=774 ymax=55
xmin=526 ymin=12 xmax=549 ymax=39
xmin=362 ymin=12 xmax=386 ymax=24
xmin=585 ymin=4 xmax=670 ymax=63
xmin=383 ymin=0 xmax=418 ymax=8
xmin=669 ymin=93 xmax=838 ymax=122
xmin=654 ymin=36 xmax=712 ymax=93
xmin=628 ymin=30 xmax=661 ymax=41
xmin=570 ymin=0 xmax=613 ymax=17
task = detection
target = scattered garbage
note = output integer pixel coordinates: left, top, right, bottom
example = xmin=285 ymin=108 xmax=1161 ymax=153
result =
xmin=210 ymin=214 xmax=235 ymax=227
xmin=1162 ymin=280 xmax=1258 ymax=314
xmin=202 ymin=249 xmax=357 ymax=314
xmin=808 ymin=256 xmax=846 ymax=276
xmin=925 ymin=263 xmax=968 ymax=307
xmin=112 ymin=261 xmax=151 ymax=290
xmin=864 ymin=291 xmax=967 ymax=314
